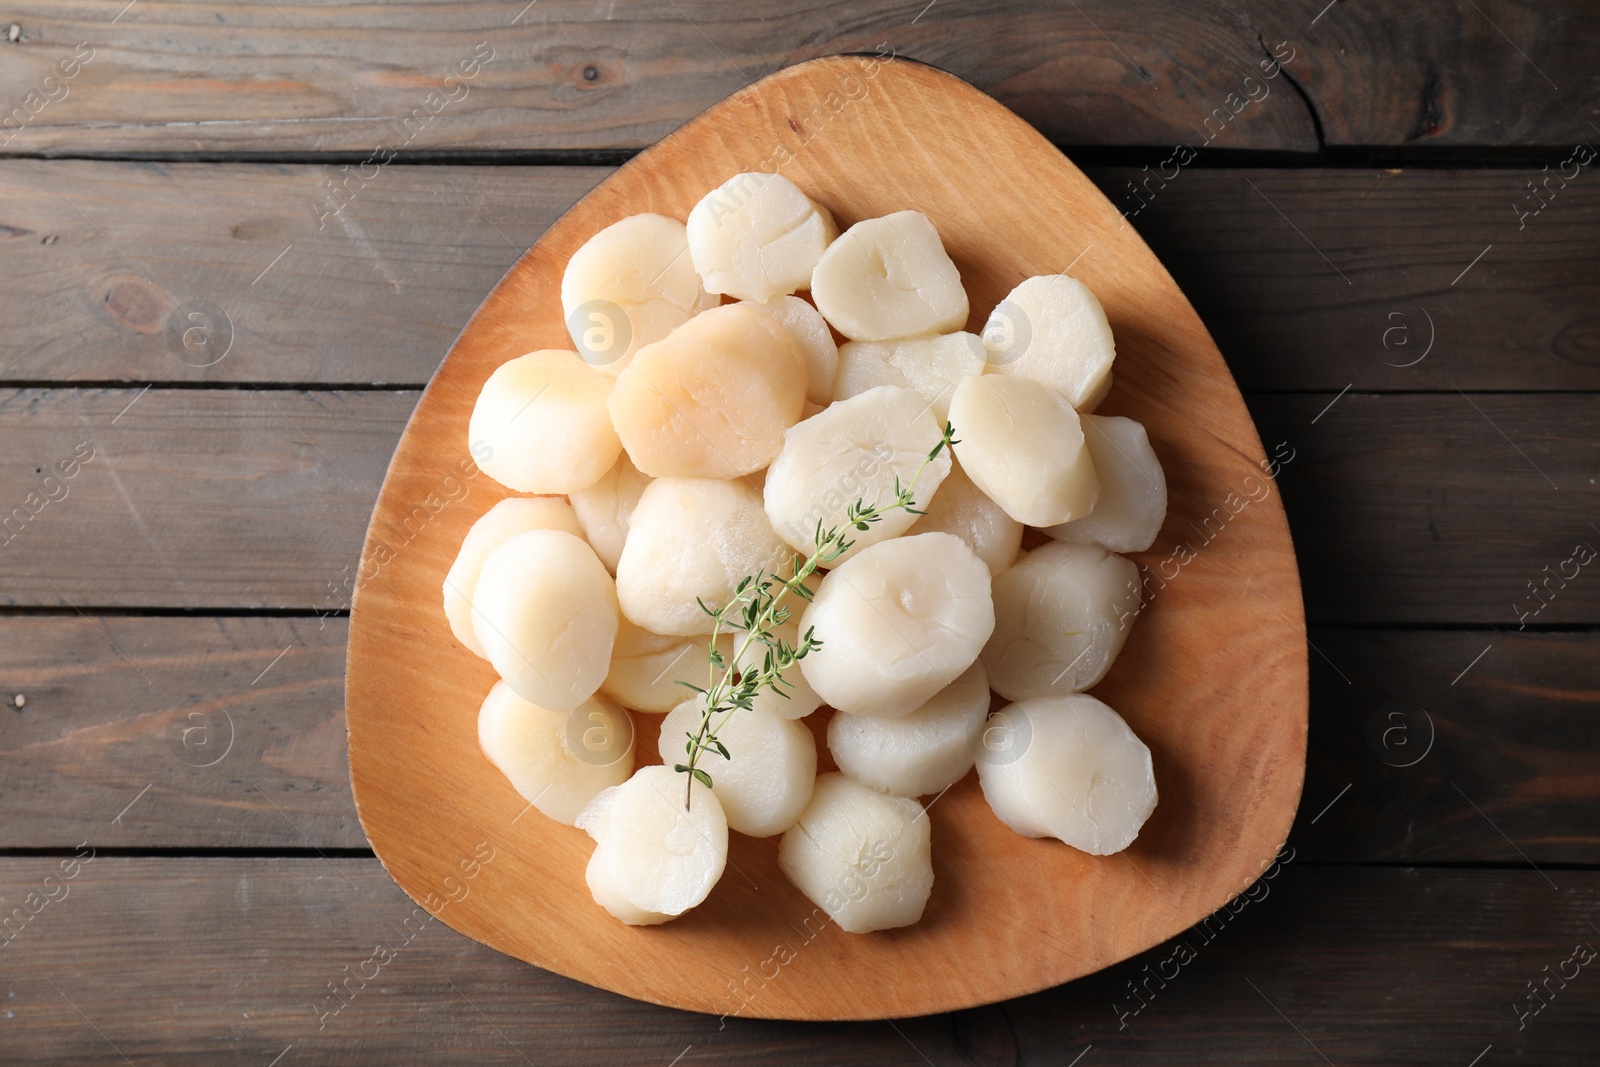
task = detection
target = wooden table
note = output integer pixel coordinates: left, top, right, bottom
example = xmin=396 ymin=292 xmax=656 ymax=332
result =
xmin=2 ymin=3 xmax=1596 ymax=1062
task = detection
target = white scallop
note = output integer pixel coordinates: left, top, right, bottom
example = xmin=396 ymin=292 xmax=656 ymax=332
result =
xmin=755 ymin=295 xmax=840 ymax=404
xmin=616 ymin=477 xmax=791 ymax=636
xmin=477 ymin=682 xmax=634 ymax=826
xmin=468 ymin=350 xmax=621 ymax=494
xmin=810 ymin=211 xmax=969 ymax=342
xmin=799 ymin=532 xmax=995 ymax=718
xmin=832 ymin=332 xmax=985 ymax=422
xmin=443 ymin=497 xmax=583 ymax=658
xmin=576 ymin=765 xmax=728 ymax=925
xmin=976 ymin=694 xmax=1157 ymax=854
xmin=560 ymin=213 xmax=718 ymax=372
xmin=687 ymin=172 xmax=838 ymax=302
xmin=828 ymin=662 xmax=991 ymax=797
xmin=600 ymin=618 xmax=732 ymax=714
xmin=981 ymin=541 xmax=1141 ymax=701
xmin=763 ymin=385 xmax=951 ymax=563
xmin=472 ymin=529 xmax=619 ymax=712
xmin=569 ymin=452 xmax=651 ymax=573
xmin=658 ymin=697 xmax=817 ymax=838
xmin=777 ymin=773 xmax=933 ymax=933
xmin=908 ymin=459 xmax=1023 ymax=575
xmin=948 ymin=373 xmax=1099 ymax=527
xmin=1046 ymin=414 xmax=1167 ymax=553
xmin=983 ymin=275 xmax=1116 ymax=411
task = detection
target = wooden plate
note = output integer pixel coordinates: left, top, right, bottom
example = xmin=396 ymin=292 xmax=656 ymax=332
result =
xmin=346 ymin=55 xmax=1308 ymax=1021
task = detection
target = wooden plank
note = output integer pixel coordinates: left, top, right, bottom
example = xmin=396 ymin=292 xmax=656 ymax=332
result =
xmin=3 ymin=2 xmax=1598 ymax=155
xmin=1295 ymin=630 xmax=1600 ymax=865
xmin=1091 ymin=167 xmax=1600 ymax=392
xmin=0 ymin=161 xmax=598 ymax=385
xmin=2 ymin=620 xmax=1592 ymax=862
xmin=1253 ymin=393 xmax=1599 ymax=624
xmin=0 ymin=387 xmax=413 ymax=609
xmin=0 ymin=617 xmax=357 ymax=849
xmin=5 ymin=389 xmax=1596 ymax=620
xmin=0 ymin=1 xmax=1320 ymax=156
xmin=3 ymin=161 xmax=1597 ymax=390
xmin=0 ymin=861 xmax=1592 ymax=1063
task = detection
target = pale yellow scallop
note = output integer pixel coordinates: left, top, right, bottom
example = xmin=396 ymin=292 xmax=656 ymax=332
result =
xmin=443 ymin=497 xmax=583 ymax=658
xmin=472 ymin=529 xmax=619 ymax=712
xmin=468 ymin=350 xmax=621 ymax=494
xmin=560 ymin=213 xmax=718 ymax=372
xmin=608 ymin=303 xmax=809 ymax=479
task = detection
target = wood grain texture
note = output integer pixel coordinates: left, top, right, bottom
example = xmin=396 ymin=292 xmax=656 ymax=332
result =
xmin=5 ymin=162 xmax=1598 ymax=390
xmin=0 ymin=861 xmax=1592 ymax=1064
xmin=0 ymin=617 xmax=356 ymax=849
xmin=0 ymin=387 xmax=412 ymax=609
xmin=1253 ymin=393 xmax=1600 ymax=625
xmin=0 ymin=622 xmax=1592 ymax=861
xmin=1294 ymin=630 xmax=1600 ymax=865
xmin=345 ymin=55 xmax=1308 ymax=1019
xmin=0 ymin=161 xmax=598 ymax=385
xmin=1090 ymin=167 xmax=1600 ymax=392
xmin=3 ymin=2 xmax=1597 ymax=155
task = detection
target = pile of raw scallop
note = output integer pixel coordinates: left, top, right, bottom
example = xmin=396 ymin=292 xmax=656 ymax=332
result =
xmin=444 ymin=172 xmax=1167 ymax=933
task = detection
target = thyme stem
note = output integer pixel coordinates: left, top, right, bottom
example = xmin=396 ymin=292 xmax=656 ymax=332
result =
xmin=675 ymin=422 xmax=957 ymax=810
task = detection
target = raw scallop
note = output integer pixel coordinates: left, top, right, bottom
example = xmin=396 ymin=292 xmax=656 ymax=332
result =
xmin=478 ymin=682 xmax=634 ymax=826
xmin=608 ymin=303 xmax=809 ymax=478
xmin=799 ymin=532 xmax=994 ymax=718
xmin=828 ymin=663 xmax=991 ymax=797
xmin=472 ymin=529 xmax=619 ymax=711
xmin=577 ymin=765 xmax=728 ymax=925
xmin=468 ymin=350 xmax=621 ymax=495
xmin=561 ymin=213 xmax=717 ymax=371
xmin=948 ymin=373 xmax=1099 ymax=527
xmin=976 ymin=694 xmax=1156 ymax=854
xmin=763 ymin=385 xmax=951 ymax=563
xmin=1046 ymin=414 xmax=1167 ymax=553
xmin=810 ymin=211 xmax=968 ymax=342
xmin=658 ymin=697 xmax=816 ymax=837
xmin=778 ymin=773 xmax=933 ymax=933
xmin=443 ymin=497 xmax=584 ymax=657
xmin=982 ymin=541 xmax=1141 ymax=700
xmin=616 ymin=477 xmax=791 ymax=636
xmin=687 ymin=172 xmax=838 ymax=302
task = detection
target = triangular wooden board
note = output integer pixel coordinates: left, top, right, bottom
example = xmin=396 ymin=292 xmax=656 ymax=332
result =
xmin=347 ymin=55 xmax=1308 ymax=1020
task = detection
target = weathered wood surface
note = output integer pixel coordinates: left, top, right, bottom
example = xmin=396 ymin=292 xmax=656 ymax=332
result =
xmin=1252 ymin=393 xmax=1597 ymax=624
xmin=2 ymin=620 xmax=1592 ymax=863
xmin=0 ymin=861 xmax=1591 ymax=1064
xmin=0 ymin=387 xmax=414 ymax=609
xmin=3 ymin=161 xmax=1597 ymax=391
xmin=0 ymin=617 xmax=355 ymax=850
xmin=1294 ymin=629 xmax=1600 ymax=864
xmin=2 ymin=1 xmax=1598 ymax=156
xmin=2 ymin=389 xmax=1593 ymax=621
xmin=0 ymin=2 xmax=1595 ymax=1055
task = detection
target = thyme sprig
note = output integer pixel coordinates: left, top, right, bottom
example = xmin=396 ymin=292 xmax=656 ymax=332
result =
xmin=674 ymin=422 xmax=958 ymax=810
